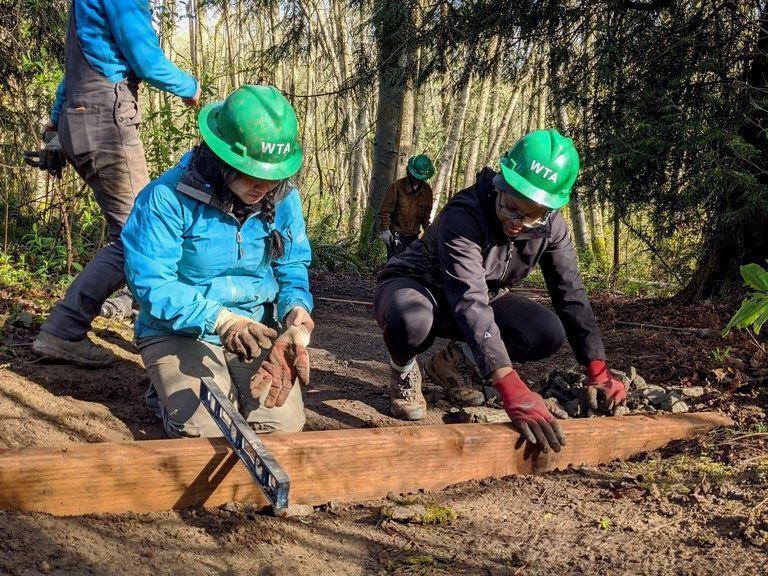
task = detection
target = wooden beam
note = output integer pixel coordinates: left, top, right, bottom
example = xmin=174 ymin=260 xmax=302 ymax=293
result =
xmin=0 ymin=413 xmax=732 ymax=516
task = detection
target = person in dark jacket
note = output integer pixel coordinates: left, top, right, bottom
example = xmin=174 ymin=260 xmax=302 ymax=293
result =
xmin=373 ymin=129 xmax=628 ymax=453
xmin=377 ymin=155 xmax=435 ymax=259
xmin=28 ymin=0 xmax=200 ymax=368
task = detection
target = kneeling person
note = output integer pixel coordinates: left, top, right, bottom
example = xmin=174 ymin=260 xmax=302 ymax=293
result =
xmin=373 ymin=129 xmax=627 ymax=452
xmin=123 ymin=85 xmax=314 ymax=438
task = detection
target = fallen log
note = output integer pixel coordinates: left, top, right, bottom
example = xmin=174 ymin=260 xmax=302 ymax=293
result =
xmin=0 ymin=412 xmax=732 ymax=516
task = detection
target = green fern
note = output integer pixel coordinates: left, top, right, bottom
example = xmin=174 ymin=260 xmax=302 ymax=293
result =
xmin=723 ymin=261 xmax=768 ymax=336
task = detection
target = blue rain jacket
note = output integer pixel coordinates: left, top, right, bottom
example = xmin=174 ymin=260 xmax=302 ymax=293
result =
xmin=51 ymin=0 xmax=198 ymax=124
xmin=122 ymin=153 xmax=313 ymax=344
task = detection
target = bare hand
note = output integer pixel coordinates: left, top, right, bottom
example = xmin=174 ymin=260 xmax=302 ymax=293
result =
xmin=182 ymin=82 xmax=202 ymax=107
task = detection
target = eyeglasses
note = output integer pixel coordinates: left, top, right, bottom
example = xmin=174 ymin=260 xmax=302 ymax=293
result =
xmin=495 ymin=189 xmax=551 ymax=229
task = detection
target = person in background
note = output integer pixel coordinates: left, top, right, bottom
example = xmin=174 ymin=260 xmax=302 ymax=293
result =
xmin=373 ymin=129 xmax=627 ymax=453
xmin=28 ymin=0 xmax=200 ymax=368
xmin=123 ymin=84 xmax=313 ymax=438
xmin=377 ymin=154 xmax=435 ymax=260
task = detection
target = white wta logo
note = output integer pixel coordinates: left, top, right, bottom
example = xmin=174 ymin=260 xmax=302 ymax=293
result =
xmin=530 ymin=160 xmax=559 ymax=183
xmin=261 ymin=142 xmax=292 ymax=155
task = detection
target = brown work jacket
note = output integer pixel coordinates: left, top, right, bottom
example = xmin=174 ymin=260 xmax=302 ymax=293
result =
xmin=376 ymin=177 xmax=434 ymax=235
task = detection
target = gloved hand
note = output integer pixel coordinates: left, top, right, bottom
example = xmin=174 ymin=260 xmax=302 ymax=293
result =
xmin=379 ymin=230 xmax=393 ymax=246
xmin=251 ymin=325 xmax=310 ymax=408
xmin=585 ymin=359 xmax=628 ymax=413
xmin=494 ymin=369 xmax=568 ymax=453
xmin=23 ymin=132 xmax=67 ymax=179
xmin=215 ymin=309 xmax=278 ymax=362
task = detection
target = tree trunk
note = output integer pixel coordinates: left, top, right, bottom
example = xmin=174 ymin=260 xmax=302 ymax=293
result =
xmin=430 ymin=72 xmax=472 ymax=220
xmin=587 ymin=197 xmax=609 ymax=273
xmin=676 ymin=3 xmax=768 ymax=302
xmin=362 ymin=0 xmax=413 ymax=243
xmin=484 ymin=82 xmax=524 ymax=167
xmin=462 ymin=38 xmax=497 ymax=187
xmin=569 ymin=187 xmax=590 ymax=252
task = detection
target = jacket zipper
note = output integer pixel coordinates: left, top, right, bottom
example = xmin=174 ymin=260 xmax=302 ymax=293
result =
xmin=500 ymin=240 xmax=513 ymax=283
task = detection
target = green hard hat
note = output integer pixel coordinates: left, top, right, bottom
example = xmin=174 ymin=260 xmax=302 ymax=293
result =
xmin=198 ymin=84 xmax=302 ymax=180
xmin=407 ymin=154 xmax=435 ymax=180
xmin=496 ymin=129 xmax=579 ymax=210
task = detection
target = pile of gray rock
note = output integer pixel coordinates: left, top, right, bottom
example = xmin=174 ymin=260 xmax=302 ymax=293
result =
xmin=447 ymin=365 xmax=706 ymax=424
xmin=529 ymin=365 xmax=705 ymax=418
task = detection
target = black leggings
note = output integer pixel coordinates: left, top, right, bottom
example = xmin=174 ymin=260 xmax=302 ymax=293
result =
xmin=373 ymin=277 xmax=566 ymax=369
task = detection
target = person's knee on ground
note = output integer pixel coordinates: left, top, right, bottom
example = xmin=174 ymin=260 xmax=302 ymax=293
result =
xmin=243 ymin=373 xmax=307 ymax=433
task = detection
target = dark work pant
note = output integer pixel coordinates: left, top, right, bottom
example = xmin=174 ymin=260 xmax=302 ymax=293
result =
xmin=386 ymin=233 xmax=418 ymax=260
xmin=42 ymin=86 xmax=149 ymax=341
xmin=373 ymin=277 xmax=566 ymax=371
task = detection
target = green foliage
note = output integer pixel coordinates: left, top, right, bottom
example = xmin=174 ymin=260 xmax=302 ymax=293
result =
xmin=711 ymin=346 xmax=733 ymax=364
xmin=419 ymin=503 xmax=458 ymax=525
xmin=598 ymin=517 xmax=612 ymax=532
xmin=723 ymin=262 xmax=768 ymax=336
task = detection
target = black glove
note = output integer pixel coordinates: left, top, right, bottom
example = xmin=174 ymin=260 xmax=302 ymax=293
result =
xmin=24 ymin=132 xmax=67 ymax=179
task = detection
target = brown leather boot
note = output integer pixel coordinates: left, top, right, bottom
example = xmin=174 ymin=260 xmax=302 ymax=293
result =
xmin=388 ymin=361 xmax=426 ymax=421
xmin=425 ymin=342 xmax=485 ymax=406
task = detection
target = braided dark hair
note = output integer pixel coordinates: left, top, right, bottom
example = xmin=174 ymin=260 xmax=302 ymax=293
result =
xmin=260 ymin=187 xmax=285 ymax=260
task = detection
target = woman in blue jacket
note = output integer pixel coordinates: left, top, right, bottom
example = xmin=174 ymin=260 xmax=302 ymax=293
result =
xmin=122 ymin=85 xmax=314 ymax=438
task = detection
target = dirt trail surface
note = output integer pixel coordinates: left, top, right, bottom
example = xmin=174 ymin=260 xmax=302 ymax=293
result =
xmin=0 ymin=274 xmax=766 ymax=575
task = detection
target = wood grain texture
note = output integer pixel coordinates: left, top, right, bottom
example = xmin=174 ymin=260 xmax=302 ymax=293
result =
xmin=0 ymin=412 xmax=732 ymax=516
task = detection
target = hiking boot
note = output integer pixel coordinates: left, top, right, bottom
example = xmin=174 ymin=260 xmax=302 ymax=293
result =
xmin=425 ymin=342 xmax=485 ymax=406
xmin=388 ymin=361 xmax=427 ymax=421
xmin=32 ymin=330 xmax=115 ymax=368
xmin=100 ymin=287 xmax=136 ymax=321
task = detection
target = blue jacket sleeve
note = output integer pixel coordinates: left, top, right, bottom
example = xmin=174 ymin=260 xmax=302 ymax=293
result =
xmin=272 ymin=188 xmax=314 ymax=321
xmin=50 ymin=78 xmax=66 ymax=126
xmin=122 ymin=183 xmax=224 ymax=338
xmin=104 ymin=0 xmax=198 ymax=98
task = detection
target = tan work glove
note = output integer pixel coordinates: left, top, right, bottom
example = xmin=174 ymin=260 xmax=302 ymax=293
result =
xmin=250 ymin=325 xmax=310 ymax=408
xmin=215 ymin=309 xmax=278 ymax=362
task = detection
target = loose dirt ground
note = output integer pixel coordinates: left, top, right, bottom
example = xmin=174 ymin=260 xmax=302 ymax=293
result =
xmin=0 ymin=274 xmax=766 ymax=575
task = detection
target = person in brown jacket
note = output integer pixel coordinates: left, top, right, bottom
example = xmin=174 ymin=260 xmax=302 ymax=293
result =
xmin=377 ymin=155 xmax=435 ymax=259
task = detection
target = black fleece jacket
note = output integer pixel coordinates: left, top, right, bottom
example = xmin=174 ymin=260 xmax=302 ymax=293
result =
xmin=379 ymin=167 xmax=605 ymax=375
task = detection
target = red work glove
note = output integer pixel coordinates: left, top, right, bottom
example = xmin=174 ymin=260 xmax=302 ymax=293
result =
xmin=494 ymin=370 xmax=567 ymax=453
xmin=585 ymin=359 xmax=628 ymax=413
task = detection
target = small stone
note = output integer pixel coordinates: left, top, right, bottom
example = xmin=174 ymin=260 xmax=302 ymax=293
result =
xmin=546 ymin=388 xmax=571 ymax=404
xmin=459 ymin=406 xmax=509 ymax=424
xmin=552 ymin=375 xmax=571 ymax=392
xmin=681 ymin=386 xmax=704 ymax=398
xmin=662 ymin=392 xmax=684 ymax=412
xmin=546 ymin=367 xmax=564 ymax=386
xmin=632 ymin=375 xmax=648 ymax=390
xmin=629 ymin=366 xmax=638 ymax=381
xmin=564 ymin=368 xmax=582 ymax=385
xmin=275 ymin=504 xmax=315 ymax=518
xmin=613 ymin=405 xmax=631 ymax=417
xmin=566 ymin=398 xmax=584 ymax=418
xmin=641 ymin=386 xmax=668 ymax=407
xmin=670 ymin=401 xmax=690 ymax=414
xmin=38 ymin=561 xmax=51 ymax=575
xmin=484 ymin=386 xmax=501 ymax=403
xmin=381 ymin=503 xmax=427 ymax=522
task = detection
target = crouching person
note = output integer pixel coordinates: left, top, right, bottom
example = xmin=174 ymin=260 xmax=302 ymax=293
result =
xmin=373 ymin=129 xmax=627 ymax=453
xmin=123 ymin=85 xmax=314 ymax=438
